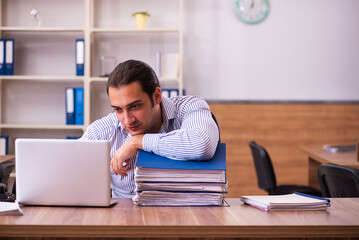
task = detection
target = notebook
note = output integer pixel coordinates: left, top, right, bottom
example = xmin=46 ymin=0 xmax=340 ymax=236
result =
xmin=240 ymin=192 xmax=330 ymax=211
xmin=15 ymin=139 xmax=114 ymax=207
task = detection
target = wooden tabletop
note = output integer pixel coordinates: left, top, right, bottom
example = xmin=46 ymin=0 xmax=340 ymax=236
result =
xmin=1 ymin=198 xmax=359 ymax=239
xmin=301 ymin=146 xmax=359 ymax=166
xmin=0 ymin=155 xmax=15 ymax=163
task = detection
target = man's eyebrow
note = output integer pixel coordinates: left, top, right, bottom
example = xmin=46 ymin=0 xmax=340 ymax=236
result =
xmin=111 ymin=100 xmax=142 ymax=109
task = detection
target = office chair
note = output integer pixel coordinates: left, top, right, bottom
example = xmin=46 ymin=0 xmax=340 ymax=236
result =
xmin=248 ymin=141 xmax=322 ymax=196
xmin=211 ymin=112 xmax=220 ymax=143
xmin=0 ymin=160 xmax=15 ymax=186
xmin=317 ymin=163 xmax=359 ymax=198
xmin=0 ymin=160 xmax=15 ymax=192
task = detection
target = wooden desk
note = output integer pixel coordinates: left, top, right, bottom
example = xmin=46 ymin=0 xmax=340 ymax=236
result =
xmin=0 ymin=198 xmax=359 ymax=239
xmin=0 ymin=155 xmax=15 ymax=163
xmin=301 ymin=147 xmax=359 ymax=189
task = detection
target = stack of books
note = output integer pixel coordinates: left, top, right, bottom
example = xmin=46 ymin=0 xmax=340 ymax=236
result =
xmin=240 ymin=192 xmax=330 ymax=211
xmin=133 ymin=143 xmax=227 ymax=206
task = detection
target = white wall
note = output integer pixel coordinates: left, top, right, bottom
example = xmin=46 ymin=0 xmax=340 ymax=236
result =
xmin=183 ymin=0 xmax=359 ymax=101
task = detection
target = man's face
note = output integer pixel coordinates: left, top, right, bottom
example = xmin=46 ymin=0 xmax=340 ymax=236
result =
xmin=109 ymin=82 xmax=161 ymax=136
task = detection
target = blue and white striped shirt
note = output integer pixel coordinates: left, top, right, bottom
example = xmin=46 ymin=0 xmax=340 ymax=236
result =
xmin=80 ymin=96 xmax=219 ymax=198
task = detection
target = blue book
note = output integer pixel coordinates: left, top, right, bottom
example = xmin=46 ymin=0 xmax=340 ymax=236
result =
xmin=0 ymin=39 xmax=5 ymax=75
xmin=4 ymin=39 xmax=14 ymax=75
xmin=74 ymin=87 xmax=84 ymax=125
xmin=75 ymin=39 xmax=84 ymax=76
xmin=65 ymin=88 xmax=75 ymax=125
xmin=135 ymin=143 xmax=226 ymax=183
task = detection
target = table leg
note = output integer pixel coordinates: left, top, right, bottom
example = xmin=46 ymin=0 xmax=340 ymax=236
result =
xmin=308 ymin=157 xmax=321 ymax=190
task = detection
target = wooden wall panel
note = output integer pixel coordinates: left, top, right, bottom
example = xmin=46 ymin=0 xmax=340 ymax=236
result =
xmin=209 ymin=103 xmax=359 ymax=197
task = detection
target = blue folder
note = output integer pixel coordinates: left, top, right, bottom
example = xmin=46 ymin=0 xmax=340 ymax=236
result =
xmin=74 ymin=87 xmax=84 ymax=125
xmin=75 ymin=39 xmax=84 ymax=76
xmin=0 ymin=136 xmax=9 ymax=155
xmin=136 ymin=143 xmax=226 ymax=170
xmin=65 ymin=88 xmax=75 ymax=125
xmin=0 ymin=39 xmax=5 ymax=75
xmin=4 ymin=39 xmax=14 ymax=75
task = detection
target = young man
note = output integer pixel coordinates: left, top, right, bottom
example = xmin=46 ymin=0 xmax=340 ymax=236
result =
xmin=80 ymin=60 xmax=219 ymax=198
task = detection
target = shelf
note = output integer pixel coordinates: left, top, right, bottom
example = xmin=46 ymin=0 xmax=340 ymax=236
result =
xmin=91 ymin=28 xmax=180 ymax=34
xmin=90 ymin=76 xmax=179 ymax=83
xmin=90 ymin=77 xmax=107 ymax=82
xmin=0 ymin=124 xmax=85 ymax=130
xmin=0 ymin=76 xmax=84 ymax=82
xmin=0 ymin=27 xmax=84 ymax=33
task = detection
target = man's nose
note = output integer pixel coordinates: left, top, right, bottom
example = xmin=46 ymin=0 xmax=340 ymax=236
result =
xmin=123 ymin=111 xmax=134 ymax=125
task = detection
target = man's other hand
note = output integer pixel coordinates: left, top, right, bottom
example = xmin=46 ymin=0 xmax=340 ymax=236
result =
xmin=110 ymin=134 xmax=144 ymax=177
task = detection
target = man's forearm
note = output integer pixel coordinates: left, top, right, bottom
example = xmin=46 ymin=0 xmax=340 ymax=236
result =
xmin=130 ymin=134 xmax=144 ymax=151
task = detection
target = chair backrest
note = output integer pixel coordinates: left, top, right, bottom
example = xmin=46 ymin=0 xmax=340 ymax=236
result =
xmin=0 ymin=160 xmax=15 ymax=186
xmin=248 ymin=141 xmax=277 ymax=192
xmin=211 ymin=112 xmax=220 ymax=143
xmin=317 ymin=163 xmax=359 ymax=198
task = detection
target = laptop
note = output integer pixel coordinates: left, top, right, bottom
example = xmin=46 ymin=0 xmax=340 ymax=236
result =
xmin=15 ymin=139 xmax=114 ymax=207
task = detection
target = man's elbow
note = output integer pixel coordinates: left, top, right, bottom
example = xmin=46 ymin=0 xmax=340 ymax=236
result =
xmin=192 ymin=139 xmax=218 ymax=160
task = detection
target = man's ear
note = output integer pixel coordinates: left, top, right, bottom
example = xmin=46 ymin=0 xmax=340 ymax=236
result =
xmin=153 ymin=87 xmax=162 ymax=105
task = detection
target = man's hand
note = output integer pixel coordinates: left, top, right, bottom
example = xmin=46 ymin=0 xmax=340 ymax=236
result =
xmin=111 ymin=134 xmax=144 ymax=177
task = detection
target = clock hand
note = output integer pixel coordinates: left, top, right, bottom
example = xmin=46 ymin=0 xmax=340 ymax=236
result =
xmin=250 ymin=0 xmax=255 ymax=9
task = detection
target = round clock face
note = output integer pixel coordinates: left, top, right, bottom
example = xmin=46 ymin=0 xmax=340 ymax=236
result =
xmin=235 ymin=0 xmax=270 ymax=24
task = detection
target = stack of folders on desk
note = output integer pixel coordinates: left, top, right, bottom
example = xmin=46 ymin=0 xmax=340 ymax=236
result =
xmin=133 ymin=143 xmax=227 ymax=206
xmin=65 ymin=87 xmax=84 ymax=125
xmin=240 ymin=192 xmax=330 ymax=211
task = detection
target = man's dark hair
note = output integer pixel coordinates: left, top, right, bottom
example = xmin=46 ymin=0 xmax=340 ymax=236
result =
xmin=106 ymin=60 xmax=160 ymax=106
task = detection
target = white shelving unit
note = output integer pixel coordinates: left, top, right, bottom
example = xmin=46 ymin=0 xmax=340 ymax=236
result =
xmin=0 ymin=0 xmax=183 ymax=154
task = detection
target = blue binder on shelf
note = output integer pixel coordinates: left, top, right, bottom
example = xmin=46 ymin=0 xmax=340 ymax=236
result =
xmin=0 ymin=39 xmax=5 ymax=75
xmin=4 ymin=39 xmax=14 ymax=75
xmin=0 ymin=136 xmax=9 ymax=155
xmin=65 ymin=88 xmax=75 ymax=125
xmin=74 ymin=87 xmax=84 ymax=125
xmin=76 ymin=39 xmax=84 ymax=76
xmin=161 ymin=88 xmax=185 ymax=98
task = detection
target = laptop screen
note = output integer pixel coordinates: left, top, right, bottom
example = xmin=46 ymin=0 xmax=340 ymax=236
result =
xmin=15 ymin=139 xmax=112 ymax=207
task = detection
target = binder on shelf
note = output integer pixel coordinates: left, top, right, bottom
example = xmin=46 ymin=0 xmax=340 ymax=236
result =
xmin=0 ymin=136 xmax=9 ymax=155
xmin=76 ymin=39 xmax=84 ymax=76
xmin=74 ymin=87 xmax=84 ymax=125
xmin=65 ymin=88 xmax=75 ymax=125
xmin=0 ymin=39 xmax=5 ymax=75
xmin=66 ymin=136 xmax=81 ymax=140
xmin=161 ymin=88 xmax=185 ymax=98
xmin=4 ymin=39 xmax=14 ymax=75
xmin=155 ymin=51 xmax=162 ymax=77
xmin=162 ymin=52 xmax=179 ymax=78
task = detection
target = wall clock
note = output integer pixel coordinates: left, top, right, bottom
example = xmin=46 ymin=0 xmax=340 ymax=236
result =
xmin=235 ymin=0 xmax=270 ymax=24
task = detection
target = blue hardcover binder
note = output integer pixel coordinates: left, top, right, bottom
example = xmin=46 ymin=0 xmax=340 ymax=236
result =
xmin=65 ymin=88 xmax=75 ymax=125
xmin=4 ymin=39 xmax=14 ymax=75
xmin=0 ymin=39 xmax=5 ymax=75
xmin=136 ymin=143 xmax=226 ymax=171
xmin=0 ymin=136 xmax=9 ymax=155
xmin=74 ymin=87 xmax=84 ymax=125
xmin=76 ymin=39 xmax=84 ymax=76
